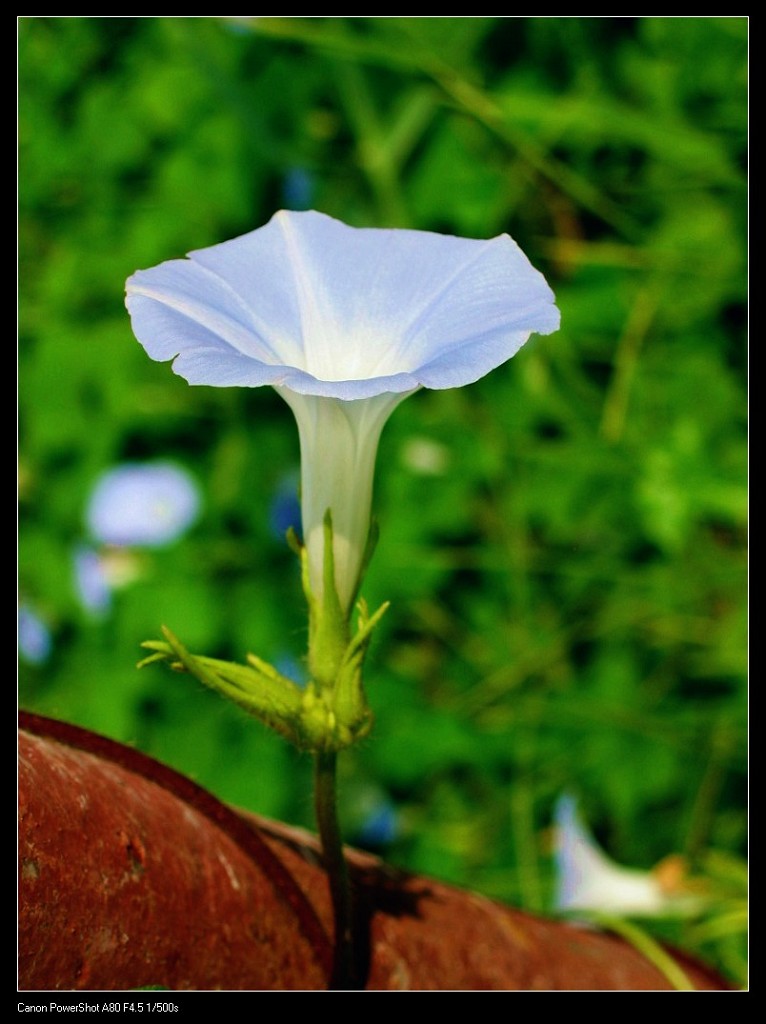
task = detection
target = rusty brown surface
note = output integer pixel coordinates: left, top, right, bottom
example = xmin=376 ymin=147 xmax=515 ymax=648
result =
xmin=19 ymin=713 xmax=730 ymax=991
xmin=19 ymin=717 xmax=331 ymax=991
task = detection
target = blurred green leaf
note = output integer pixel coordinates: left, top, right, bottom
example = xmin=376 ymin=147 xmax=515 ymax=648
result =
xmin=19 ymin=16 xmax=746 ymax=984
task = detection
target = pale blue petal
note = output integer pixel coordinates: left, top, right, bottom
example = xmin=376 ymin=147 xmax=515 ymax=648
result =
xmin=554 ymin=793 xmax=596 ymax=910
xmin=167 ymin=348 xmax=420 ymax=397
xmin=276 ymin=368 xmax=420 ymax=399
xmin=126 ymin=292 xmax=251 ymax=363
xmin=416 ymin=319 xmax=557 ymax=391
xmin=126 ymin=260 xmax=283 ymax=364
xmin=189 ymin=211 xmax=558 ymax=382
xmin=126 ymin=210 xmax=559 ymax=396
xmin=168 ymin=348 xmax=294 ymax=388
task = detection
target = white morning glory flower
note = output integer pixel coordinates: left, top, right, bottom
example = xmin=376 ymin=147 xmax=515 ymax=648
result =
xmin=126 ymin=210 xmax=559 ymax=612
xmin=86 ymin=462 xmax=200 ymax=549
xmin=553 ymin=794 xmax=693 ymax=917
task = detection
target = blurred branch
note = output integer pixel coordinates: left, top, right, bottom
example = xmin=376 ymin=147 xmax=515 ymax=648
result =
xmin=428 ymin=67 xmax=642 ymax=239
xmin=248 ymin=17 xmax=643 ymax=238
xmin=332 ymin=61 xmax=410 ymax=226
xmin=510 ymin=767 xmax=544 ymax=913
xmin=587 ymin=915 xmax=695 ymax=991
xmin=682 ymin=723 xmax=739 ymax=857
xmin=600 ymin=283 xmax=662 ymax=444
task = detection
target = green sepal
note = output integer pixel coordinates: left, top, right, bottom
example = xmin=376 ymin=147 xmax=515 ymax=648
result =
xmin=348 ymin=516 xmax=379 ymax=610
xmin=306 ymin=510 xmax=350 ymax=691
xmin=285 ymin=525 xmax=302 ymax=558
xmin=140 ymin=627 xmax=306 ymax=747
xmin=332 ymin=598 xmax=388 ymax=740
xmin=139 ymin=516 xmax=389 ymax=753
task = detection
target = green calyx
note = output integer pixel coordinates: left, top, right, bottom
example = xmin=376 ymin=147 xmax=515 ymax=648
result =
xmin=139 ymin=512 xmax=387 ymax=753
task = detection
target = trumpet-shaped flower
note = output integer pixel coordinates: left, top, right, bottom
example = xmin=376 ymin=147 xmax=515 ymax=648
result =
xmin=126 ymin=210 xmax=559 ymax=612
xmin=553 ymin=794 xmax=694 ymax=917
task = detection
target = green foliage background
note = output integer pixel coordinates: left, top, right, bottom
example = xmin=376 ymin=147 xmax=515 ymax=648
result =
xmin=19 ymin=17 xmax=747 ymax=982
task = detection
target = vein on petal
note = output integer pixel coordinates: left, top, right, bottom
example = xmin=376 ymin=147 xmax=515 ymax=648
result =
xmin=127 ymin=283 xmax=274 ymax=363
xmin=185 ymin=259 xmax=295 ymax=365
xmin=370 ymin=238 xmax=496 ymax=376
xmin=276 ymin=211 xmax=331 ymax=378
xmin=413 ymin=295 xmax=559 ymax=368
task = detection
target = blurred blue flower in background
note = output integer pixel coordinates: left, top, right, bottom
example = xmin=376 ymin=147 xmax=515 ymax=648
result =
xmin=282 ymin=168 xmax=316 ymax=211
xmin=268 ymin=471 xmax=302 ymax=541
xmin=357 ymin=801 xmax=399 ymax=849
xmin=18 ymin=605 xmax=53 ymax=665
xmin=344 ymin=781 xmax=400 ymax=851
xmin=74 ymin=463 xmax=200 ymax=618
xmin=73 ymin=546 xmax=113 ymax=617
xmin=73 ymin=546 xmax=151 ymax=618
xmin=553 ymin=794 xmax=694 ymax=917
xmin=222 ymin=16 xmax=255 ymax=36
xmin=86 ymin=462 xmax=200 ymax=548
xmin=273 ymin=652 xmax=308 ymax=688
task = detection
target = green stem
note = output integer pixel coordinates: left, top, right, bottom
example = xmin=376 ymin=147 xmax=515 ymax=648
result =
xmin=314 ymin=750 xmax=357 ymax=989
xmin=590 ymin=914 xmax=696 ymax=991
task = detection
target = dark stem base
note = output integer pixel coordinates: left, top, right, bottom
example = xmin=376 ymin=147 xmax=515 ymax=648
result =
xmin=314 ymin=750 xmax=360 ymax=989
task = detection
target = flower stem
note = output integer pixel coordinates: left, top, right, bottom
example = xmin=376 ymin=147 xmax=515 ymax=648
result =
xmin=314 ymin=750 xmax=358 ymax=989
xmin=590 ymin=914 xmax=696 ymax=991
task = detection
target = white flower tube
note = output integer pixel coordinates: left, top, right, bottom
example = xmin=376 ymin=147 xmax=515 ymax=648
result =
xmin=277 ymin=390 xmax=408 ymax=610
xmin=126 ymin=210 xmax=560 ymax=613
xmin=553 ymin=794 xmax=696 ymax=917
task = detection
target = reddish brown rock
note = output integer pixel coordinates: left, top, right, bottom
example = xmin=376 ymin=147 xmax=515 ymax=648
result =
xmin=19 ymin=713 xmax=729 ymax=991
